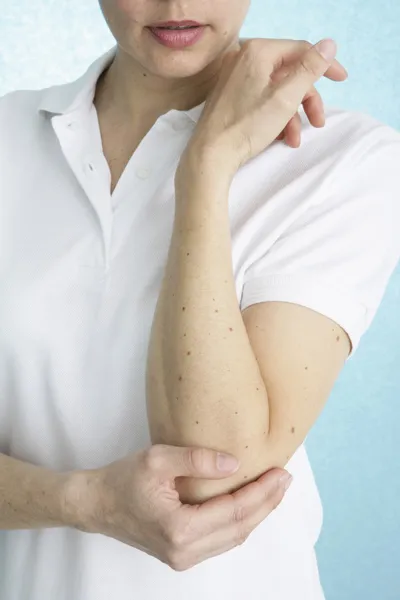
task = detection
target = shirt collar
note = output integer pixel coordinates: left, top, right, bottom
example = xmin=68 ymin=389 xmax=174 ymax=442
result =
xmin=37 ymin=45 xmax=205 ymax=124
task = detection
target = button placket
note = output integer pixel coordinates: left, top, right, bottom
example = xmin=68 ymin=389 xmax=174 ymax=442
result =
xmin=67 ymin=121 xmax=80 ymax=131
xmin=135 ymin=167 xmax=151 ymax=179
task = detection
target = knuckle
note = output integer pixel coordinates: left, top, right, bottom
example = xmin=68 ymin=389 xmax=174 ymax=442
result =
xmin=184 ymin=447 xmax=207 ymax=473
xmin=298 ymin=55 xmax=323 ymax=78
xmin=162 ymin=517 xmax=189 ymax=549
xmin=271 ymin=89 xmax=296 ymax=112
xmin=243 ymin=38 xmax=260 ymax=52
xmin=166 ymin=549 xmax=195 ymax=572
xmin=166 ymin=550 xmax=187 ymax=572
xmin=235 ymin=525 xmax=250 ymax=547
xmin=168 ymin=528 xmax=188 ymax=550
xmin=161 ymin=518 xmax=177 ymax=541
xmin=232 ymin=503 xmax=246 ymax=525
xmin=265 ymin=488 xmax=283 ymax=512
xmin=143 ymin=444 xmax=165 ymax=472
xmin=243 ymin=38 xmax=265 ymax=63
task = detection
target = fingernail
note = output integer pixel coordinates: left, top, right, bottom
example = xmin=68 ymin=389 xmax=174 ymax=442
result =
xmin=217 ymin=453 xmax=240 ymax=472
xmin=279 ymin=473 xmax=293 ymax=491
xmin=315 ymin=39 xmax=337 ymax=62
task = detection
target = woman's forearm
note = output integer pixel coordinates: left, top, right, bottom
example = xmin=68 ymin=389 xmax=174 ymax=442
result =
xmin=0 ymin=453 xmax=81 ymax=529
xmin=145 ymin=159 xmax=271 ymax=503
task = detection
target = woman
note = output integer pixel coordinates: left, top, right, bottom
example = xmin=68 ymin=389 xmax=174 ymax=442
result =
xmin=0 ymin=1 xmax=399 ymax=599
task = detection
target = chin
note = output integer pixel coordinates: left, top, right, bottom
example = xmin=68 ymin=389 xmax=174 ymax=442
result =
xmin=141 ymin=51 xmax=217 ymax=80
xmin=137 ymin=27 xmax=229 ymax=78
xmin=148 ymin=60 xmax=211 ymax=80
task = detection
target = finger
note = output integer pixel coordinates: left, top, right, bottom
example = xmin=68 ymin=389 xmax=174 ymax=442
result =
xmin=257 ymin=38 xmax=347 ymax=81
xmin=172 ymin=470 xmax=291 ymax=569
xmin=276 ymin=115 xmax=298 ymax=143
xmin=184 ymin=468 xmax=289 ymax=538
xmin=221 ymin=469 xmax=290 ymax=540
xmin=283 ymin=112 xmax=301 ymax=147
xmin=143 ymin=444 xmax=240 ymax=480
xmin=302 ymin=87 xmax=325 ymax=128
xmin=277 ymin=85 xmax=325 ymax=144
xmin=271 ymin=39 xmax=337 ymax=119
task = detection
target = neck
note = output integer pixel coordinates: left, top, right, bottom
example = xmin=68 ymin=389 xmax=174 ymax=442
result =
xmin=94 ymin=41 xmax=240 ymax=127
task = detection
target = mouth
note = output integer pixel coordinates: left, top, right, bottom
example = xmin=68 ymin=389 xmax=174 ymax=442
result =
xmin=146 ymin=21 xmax=207 ymax=49
xmin=147 ymin=20 xmax=204 ymax=29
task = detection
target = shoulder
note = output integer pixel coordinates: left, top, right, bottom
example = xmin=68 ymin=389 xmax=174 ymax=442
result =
xmin=299 ymin=104 xmax=400 ymax=175
xmin=0 ymin=86 xmax=59 ymax=141
xmin=0 ymin=87 xmax=55 ymax=161
xmin=303 ymin=104 xmax=400 ymax=145
xmin=0 ymin=88 xmax=45 ymax=120
xmin=239 ymin=106 xmax=400 ymax=357
xmin=244 ymin=104 xmax=400 ymax=202
xmin=291 ymin=105 xmax=400 ymax=254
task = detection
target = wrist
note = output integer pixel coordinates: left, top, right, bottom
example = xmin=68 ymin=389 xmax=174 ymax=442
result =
xmin=176 ymin=144 xmax=236 ymax=191
xmin=62 ymin=468 xmax=103 ymax=533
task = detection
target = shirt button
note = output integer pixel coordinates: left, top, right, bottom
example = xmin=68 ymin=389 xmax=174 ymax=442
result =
xmin=67 ymin=121 xmax=80 ymax=131
xmin=136 ymin=167 xmax=151 ymax=179
xmin=84 ymin=161 xmax=96 ymax=174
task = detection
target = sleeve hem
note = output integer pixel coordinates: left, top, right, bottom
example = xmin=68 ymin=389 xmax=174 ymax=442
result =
xmin=240 ymin=273 xmax=369 ymax=359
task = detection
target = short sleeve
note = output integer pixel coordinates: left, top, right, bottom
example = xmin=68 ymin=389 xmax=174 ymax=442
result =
xmin=240 ymin=128 xmax=400 ymax=359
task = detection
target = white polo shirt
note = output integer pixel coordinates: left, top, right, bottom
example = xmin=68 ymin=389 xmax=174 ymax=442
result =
xmin=1 ymin=45 xmax=399 ymax=600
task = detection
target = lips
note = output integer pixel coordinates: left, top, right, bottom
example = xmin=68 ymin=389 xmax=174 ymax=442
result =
xmin=147 ymin=24 xmax=206 ymax=49
xmin=148 ymin=20 xmax=202 ymax=28
xmin=157 ymin=26 xmax=197 ymax=29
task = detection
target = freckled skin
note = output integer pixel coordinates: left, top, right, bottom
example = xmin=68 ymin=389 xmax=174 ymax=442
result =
xmin=336 ymin=335 xmax=340 ymax=342
xmin=291 ymin=427 xmax=295 ymax=434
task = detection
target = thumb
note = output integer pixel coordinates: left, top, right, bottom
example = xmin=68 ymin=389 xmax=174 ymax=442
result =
xmin=149 ymin=444 xmax=240 ymax=479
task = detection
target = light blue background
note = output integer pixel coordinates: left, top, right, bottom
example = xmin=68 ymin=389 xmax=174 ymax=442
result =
xmin=1 ymin=1 xmax=399 ymax=599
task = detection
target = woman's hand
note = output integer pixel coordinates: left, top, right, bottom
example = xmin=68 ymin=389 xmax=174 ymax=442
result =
xmin=68 ymin=445 xmax=291 ymax=571
xmin=178 ymin=38 xmax=346 ymax=182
